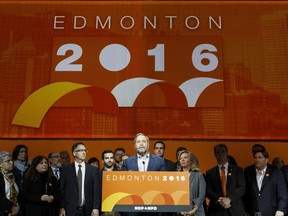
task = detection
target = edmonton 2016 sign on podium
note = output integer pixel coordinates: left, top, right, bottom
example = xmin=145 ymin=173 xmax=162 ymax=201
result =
xmin=102 ymin=172 xmax=190 ymax=212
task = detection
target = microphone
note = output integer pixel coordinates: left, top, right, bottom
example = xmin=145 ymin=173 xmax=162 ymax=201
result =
xmin=142 ymin=161 xmax=146 ymax=172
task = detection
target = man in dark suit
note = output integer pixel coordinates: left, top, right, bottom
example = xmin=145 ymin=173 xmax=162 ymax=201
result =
xmin=153 ymin=140 xmax=176 ymax=171
xmin=59 ymin=142 xmax=100 ymax=216
xmin=206 ymin=143 xmax=245 ymax=216
xmin=122 ymin=133 xmax=166 ymax=216
xmin=122 ymin=133 xmax=166 ymax=172
xmin=243 ymin=149 xmax=287 ymax=216
xmin=48 ymin=151 xmax=62 ymax=180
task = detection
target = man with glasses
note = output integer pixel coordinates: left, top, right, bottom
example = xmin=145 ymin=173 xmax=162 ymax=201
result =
xmin=48 ymin=152 xmax=62 ymax=180
xmin=59 ymin=142 xmax=100 ymax=216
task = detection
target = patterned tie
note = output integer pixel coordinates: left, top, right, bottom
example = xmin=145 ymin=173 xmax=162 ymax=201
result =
xmin=221 ymin=166 xmax=227 ymax=197
xmin=77 ymin=165 xmax=82 ymax=206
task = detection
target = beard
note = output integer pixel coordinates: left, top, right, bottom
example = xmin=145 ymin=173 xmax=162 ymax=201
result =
xmin=137 ymin=148 xmax=147 ymax=156
xmin=104 ymin=162 xmax=114 ymax=168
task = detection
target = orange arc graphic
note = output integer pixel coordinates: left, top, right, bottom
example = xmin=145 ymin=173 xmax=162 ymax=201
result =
xmin=171 ymin=191 xmax=189 ymax=204
xmin=12 ymin=82 xmax=90 ymax=128
xmin=142 ymin=190 xmax=174 ymax=205
xmin=102 ymin=192 xmax=144 ymax=212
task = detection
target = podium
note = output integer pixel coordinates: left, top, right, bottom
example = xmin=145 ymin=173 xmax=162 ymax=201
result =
xmin=102 ymin=171 xmax=190 ymax=212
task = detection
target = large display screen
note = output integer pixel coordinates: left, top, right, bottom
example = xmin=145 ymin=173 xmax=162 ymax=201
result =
xmin=0 ymin=1 xmax=287 ymax=139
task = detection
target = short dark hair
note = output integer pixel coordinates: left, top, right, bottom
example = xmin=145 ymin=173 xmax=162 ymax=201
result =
xmin=253 ymin=149 xmax=269 ymax=159
xmin=88 ymin=157 xmax=99 ymax=164
xmin=71 ymin=142 xmax=85 ymax=153
xmin=214 ymin=143 xmax=228 ymax=154
xmin=114 ymin=148 xmax=125 ymax=154
xmin=252 ymin=144 xmax=266 ymax=153
xmin=154 ymin=141 xmax=165 ymax=150
xmin=102 ymin=149 xmax=114 ymax=160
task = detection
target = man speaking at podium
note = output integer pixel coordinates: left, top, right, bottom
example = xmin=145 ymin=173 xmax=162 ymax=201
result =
xmin=122 ymin=132 xmax=166 ymax=216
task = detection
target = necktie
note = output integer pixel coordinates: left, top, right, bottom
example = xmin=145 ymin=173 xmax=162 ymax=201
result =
xmin=54 ymin=169 xmax=59 ymax=179
xmin=77 ymin=165 xmax=82 ymax=206
xmin=221 ymin=165 xmax=227 ymax=197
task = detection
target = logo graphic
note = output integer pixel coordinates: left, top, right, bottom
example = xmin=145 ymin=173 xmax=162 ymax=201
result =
xmin=12 ymin=36 xmax=223 ymax=128
xmin=101 ymin=172 xmax=190 ymax=212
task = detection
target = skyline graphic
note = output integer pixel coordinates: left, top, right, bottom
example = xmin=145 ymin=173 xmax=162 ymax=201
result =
xmin=0 ymin=2 xmax=287 ymax=139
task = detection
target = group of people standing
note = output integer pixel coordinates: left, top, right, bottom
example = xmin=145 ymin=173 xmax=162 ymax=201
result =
xmin=0 ymin=134 xmax=287 ymax=216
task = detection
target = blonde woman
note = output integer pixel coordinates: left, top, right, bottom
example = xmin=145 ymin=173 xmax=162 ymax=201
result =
xmin=178 ymin=150 xmax=206 ymax=216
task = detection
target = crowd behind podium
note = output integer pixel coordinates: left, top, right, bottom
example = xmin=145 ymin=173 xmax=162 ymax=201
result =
xmin=0 ymin=134 xmax=287 ymax=216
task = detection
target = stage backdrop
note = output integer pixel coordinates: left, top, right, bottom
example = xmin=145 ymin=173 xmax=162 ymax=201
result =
xmin=0 ymin=1 xmax=288 ymax=139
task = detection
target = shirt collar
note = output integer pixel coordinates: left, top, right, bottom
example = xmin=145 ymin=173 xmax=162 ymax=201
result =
xmin=256 ymin=166 xmax=267 ymax=174
xmin=75 ymin=161 xmax=85 ymax=167
xmin=138 ymin=153 xmax=150 ymax=159
xmin=218 ymin=162 xmax=228 ymax=169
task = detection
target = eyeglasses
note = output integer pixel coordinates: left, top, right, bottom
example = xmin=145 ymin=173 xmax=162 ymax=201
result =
xmin=51 ymin=155 xmax=61 ymax=158
xmin=75 ymin=149 xmax=88 ymax=153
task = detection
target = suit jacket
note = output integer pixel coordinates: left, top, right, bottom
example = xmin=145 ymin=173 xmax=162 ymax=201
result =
xmin=281 ymin=164 xmax=288 ymax=185
xmin=50 ymin=167 xmax=61 ymax=181
xmin=60 ymin=163 xmax=100 ymax=216
xmin=164 ymin=158 xmax=176 ymax=171
xmin=206 ymin=164 xmax=245 ymax=216
xmin=122 ymin=154 xmax=166 ymax=171
xmin=243 ymin=164 xmax=287 ymax=216
xmin=0 ymin=174 xmax=19 ymax=215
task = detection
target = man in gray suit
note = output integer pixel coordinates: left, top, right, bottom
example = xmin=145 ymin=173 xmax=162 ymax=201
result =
xmin=122 ymin=133 xmax=166 ymax=216
xmin=59 ymin=142 xmax=100 ymax=216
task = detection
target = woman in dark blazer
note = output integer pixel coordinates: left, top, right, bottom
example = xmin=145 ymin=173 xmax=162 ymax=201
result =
xmin=12 ymin=145 xmax=29 ymax=192
xmin=22 ymin=156 xmax=60 ymax=216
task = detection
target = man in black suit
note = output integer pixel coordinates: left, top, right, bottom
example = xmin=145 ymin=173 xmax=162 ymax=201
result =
xmin=243 ymin=149 xmax=287 ymax=216
xmin=153 ymin=140 xmax=176 ymax=171
xmin=122 ymin=133 xmax=166 ymax=216
xmin=48 ymin=151 xmax=62 ymax=180
xmin=206 ymin=143 xmax=245 ymax=216
xmin=59 ymin=142 xmax=100 ymax=216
